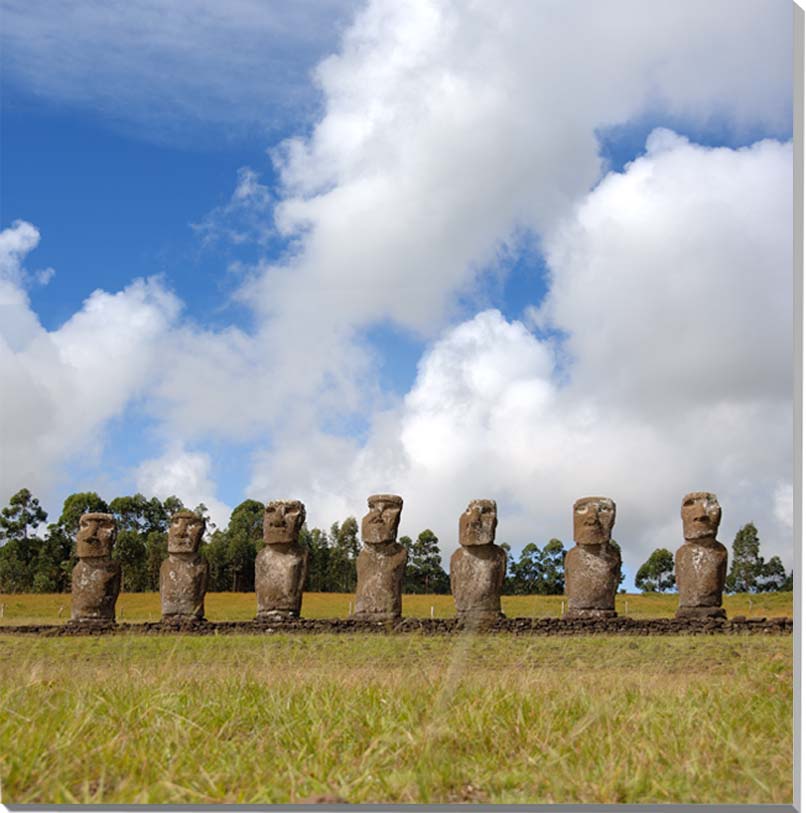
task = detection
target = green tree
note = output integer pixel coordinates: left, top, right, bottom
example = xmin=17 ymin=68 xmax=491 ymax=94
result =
xmin=611 ymin=540 xmax=626 ymax=587
xmin=405 ymin=529 xmax=449 ymax=593
xmin=225 ymin=499 xmax=264 ymax=591
xmin=201 ymin=529 xmax=231 ymax=592
xmin=726 ymin=522 xmax=763 ymax=594
xmin=635 ymin=548 xmax=675 ymax=592
xmin=540 ymin=538 xmax=566 ymax=595
xmin=145 ymin=530 xmax=168 ymax=591
xmin=0 ymin=488 xmax=47 ymax=541
xmin=0 ymin=489 xmax=48 ymax=592
xmin=113 ymin=529 xmax=148 ymax=592
xmin=56 ymin=492 xmax=110 ymax=537
xmin=301 ymin=527 xmax=332 ymax=592
xmin=757 ymin=555 xmax=788 ymax=593
xmin=510 ymin=543 xmax=542 ymax=595
xmin=327 ymin=517 xmax=359 ymax=592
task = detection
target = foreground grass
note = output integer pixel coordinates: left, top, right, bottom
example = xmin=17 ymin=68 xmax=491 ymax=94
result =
xmin=0 ymin=633 xmax=792 ymax=804
xmin=0 ymin=589 xmax=793 ymax=625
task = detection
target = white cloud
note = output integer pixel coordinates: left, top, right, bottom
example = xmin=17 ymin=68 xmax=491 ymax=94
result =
xmin=141 ymin=0 xmax=792 ymax=451
xmin=135 ymin=447 xmax=230 ymax=531
xmin=0 ymin=223 xmax=181 ymax=505
xmin=249 ymin=133 xmax=793 ymax=578
xmin=0 ymin=3 xmax=793 ymax=586
xmin=192 ymin=167 xmax=275 ymax=247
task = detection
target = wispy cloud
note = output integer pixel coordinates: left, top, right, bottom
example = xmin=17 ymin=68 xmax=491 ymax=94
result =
xmin=1 ymin=0 xmax=360 ymax=142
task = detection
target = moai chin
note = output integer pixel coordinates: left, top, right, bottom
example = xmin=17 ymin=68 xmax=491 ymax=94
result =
xmin=450 ymin=499 xmax=506 ymax=628
xmin=160 ymin=510 xmax=208 ymax=622
xmin=674 ymin=491 xmax=727 ymax=619
xmin=71 ymin=512 xmax=121 ymax=624
xmin=564 ymin=497 xmax=621 ymax=619
xmin=353 ymin=494 xmax=407 ymax=622
xmin=256 ymin=499 xmax=309 ymax=619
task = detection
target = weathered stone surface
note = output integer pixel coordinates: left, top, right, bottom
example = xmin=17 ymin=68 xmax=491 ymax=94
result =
xmin=160 ymin=510 xmax=208 ymax=621
xmin=71 ymin=513 xmax=121 ymax=623
xmin=256 ymin=500 xmax=308 ymax=618
xmin=354 ymin=494 xmax=406 ymax=621
xmin=564 ymin=497 xmax=621 ymax=618
xmin=451 ymin=500 xmax=506 ymax=627
xmin=675 ymin=492 xmax=727 ymax=620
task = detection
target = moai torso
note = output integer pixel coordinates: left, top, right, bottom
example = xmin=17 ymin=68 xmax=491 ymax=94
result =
xmin=675 ymin=492 xmax=727 ymax=619
xmin=256 ymin=500 xmax=308 ymax=618
xmin=450 ymin=499 xmax=505 ymax=626
xmin=353 ymin=494 xmax=406 ymax=621
xmin=160 ymin=511 xmax=208 ymax=621
xmin=354 ymin=542 xmax=407 ymax=619
xmin=71 ymin=513 xmax=121 ymax=623
xmin=564 ymin=497 xmax=620 ymax=618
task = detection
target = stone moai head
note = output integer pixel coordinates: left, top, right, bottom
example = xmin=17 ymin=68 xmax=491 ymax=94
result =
xmin=76 ymin=513 xmax=117 ymax=558
xmin=573 ymin=497 xmax=616 ymax=546
xmin=681 ymin=492 xmax=721 ymax=541
xmin=167 ymin=510 xmax=206 ymax=554
xmin=361 ymin=494 xmax=403 ymax=545
xmin=459 ymin=499 xmax=498 ymax=547
xmin=263 ymin=499 xmax=306 ymax=545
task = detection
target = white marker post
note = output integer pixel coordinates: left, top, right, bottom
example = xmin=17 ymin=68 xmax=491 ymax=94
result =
xmin=431 ymin=605 xmax=434 ymax=619
xmin=560 ymin=600 xmax=565 ymax=617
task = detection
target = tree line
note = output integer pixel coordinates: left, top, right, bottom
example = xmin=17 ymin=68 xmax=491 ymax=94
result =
xmin=634 ymin=522 xmax=791 ymax=594
xmin=0 ymin=488 xmax=792 ymax=595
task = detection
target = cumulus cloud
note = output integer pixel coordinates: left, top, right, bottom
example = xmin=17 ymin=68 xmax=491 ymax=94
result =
xmin=250 ymin=132 xmax=793 ymax=577
xmin=0 ymin=222 xmax=181 ymax=504
xmin=135 ymin=447 xmax=230 ymax=530
xmin=141 ymin=0 xmax=792 ymax=453
xmin=0 ymin=3 xmax=793 ymax=581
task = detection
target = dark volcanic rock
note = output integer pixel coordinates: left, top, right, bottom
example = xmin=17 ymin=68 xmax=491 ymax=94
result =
xmin=353 ymin=495 xmax=406 ymax=622
xmin=564 ymin=497 xmax=621 ymax=618
xmin=675 ymin=492 xmax=727 ymax=620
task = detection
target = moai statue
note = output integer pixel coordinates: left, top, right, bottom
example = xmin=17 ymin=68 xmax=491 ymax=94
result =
xmin=353 ymin=494 xmax=407 ymax=622
xmin=450 ymin=499 xmax=506 ymax=627
xmin=256 ymin=500 xmax=308 ymax=619
xmin=564 ymin=497 xmax=621 ymax=618
xmin=160 ymin=510 xmax=208 ymax=622
xmin=71 ymin=513 xmax=121 ymax=624
xmin=675 ymin=492 xmax=727 ymax=619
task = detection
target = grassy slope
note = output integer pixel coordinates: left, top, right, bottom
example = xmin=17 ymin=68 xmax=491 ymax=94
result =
xmin=0 ymin=633 xmax=791 ymax=804
xmin=0 ymin=590 xmax=793 ymax=625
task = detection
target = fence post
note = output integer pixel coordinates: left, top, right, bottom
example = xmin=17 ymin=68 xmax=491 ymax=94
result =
xmin=560 ymin=600 xmax=565 ymax=617
xmin=431 ymin=605 xmax=434 ymax=618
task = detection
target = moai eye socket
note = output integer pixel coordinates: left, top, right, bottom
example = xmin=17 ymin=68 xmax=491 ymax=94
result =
xmin=684 ymin=499 xmax=695 ymax=507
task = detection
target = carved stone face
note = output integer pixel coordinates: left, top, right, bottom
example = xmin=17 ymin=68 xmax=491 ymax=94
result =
xmin=263 ymin=500 xmax=306 ymax=545
xmin=681 ymin=492 xmax=721 ymax=540
xmin=361 ymin=494 xmax=403 ymax=545
xmin=168 ymin=510 xmax=206 ymax=554
xmin=573 ymin=497 xmax=616 ymax=546
xmin=459 ymin=499 xmax=498 ymax=547
xmin=76 ymin=513 xmax=117 ymax=558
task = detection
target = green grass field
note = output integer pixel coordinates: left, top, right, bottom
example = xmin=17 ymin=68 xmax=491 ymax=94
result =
xmin=0 ymin=589 xmax=793 ymax=625
xmin=0 ymin=633 xmax=791 ymax=804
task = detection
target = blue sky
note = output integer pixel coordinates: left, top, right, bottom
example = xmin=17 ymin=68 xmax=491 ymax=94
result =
xmin=0 ymin=0 xmax=795 ymax=583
